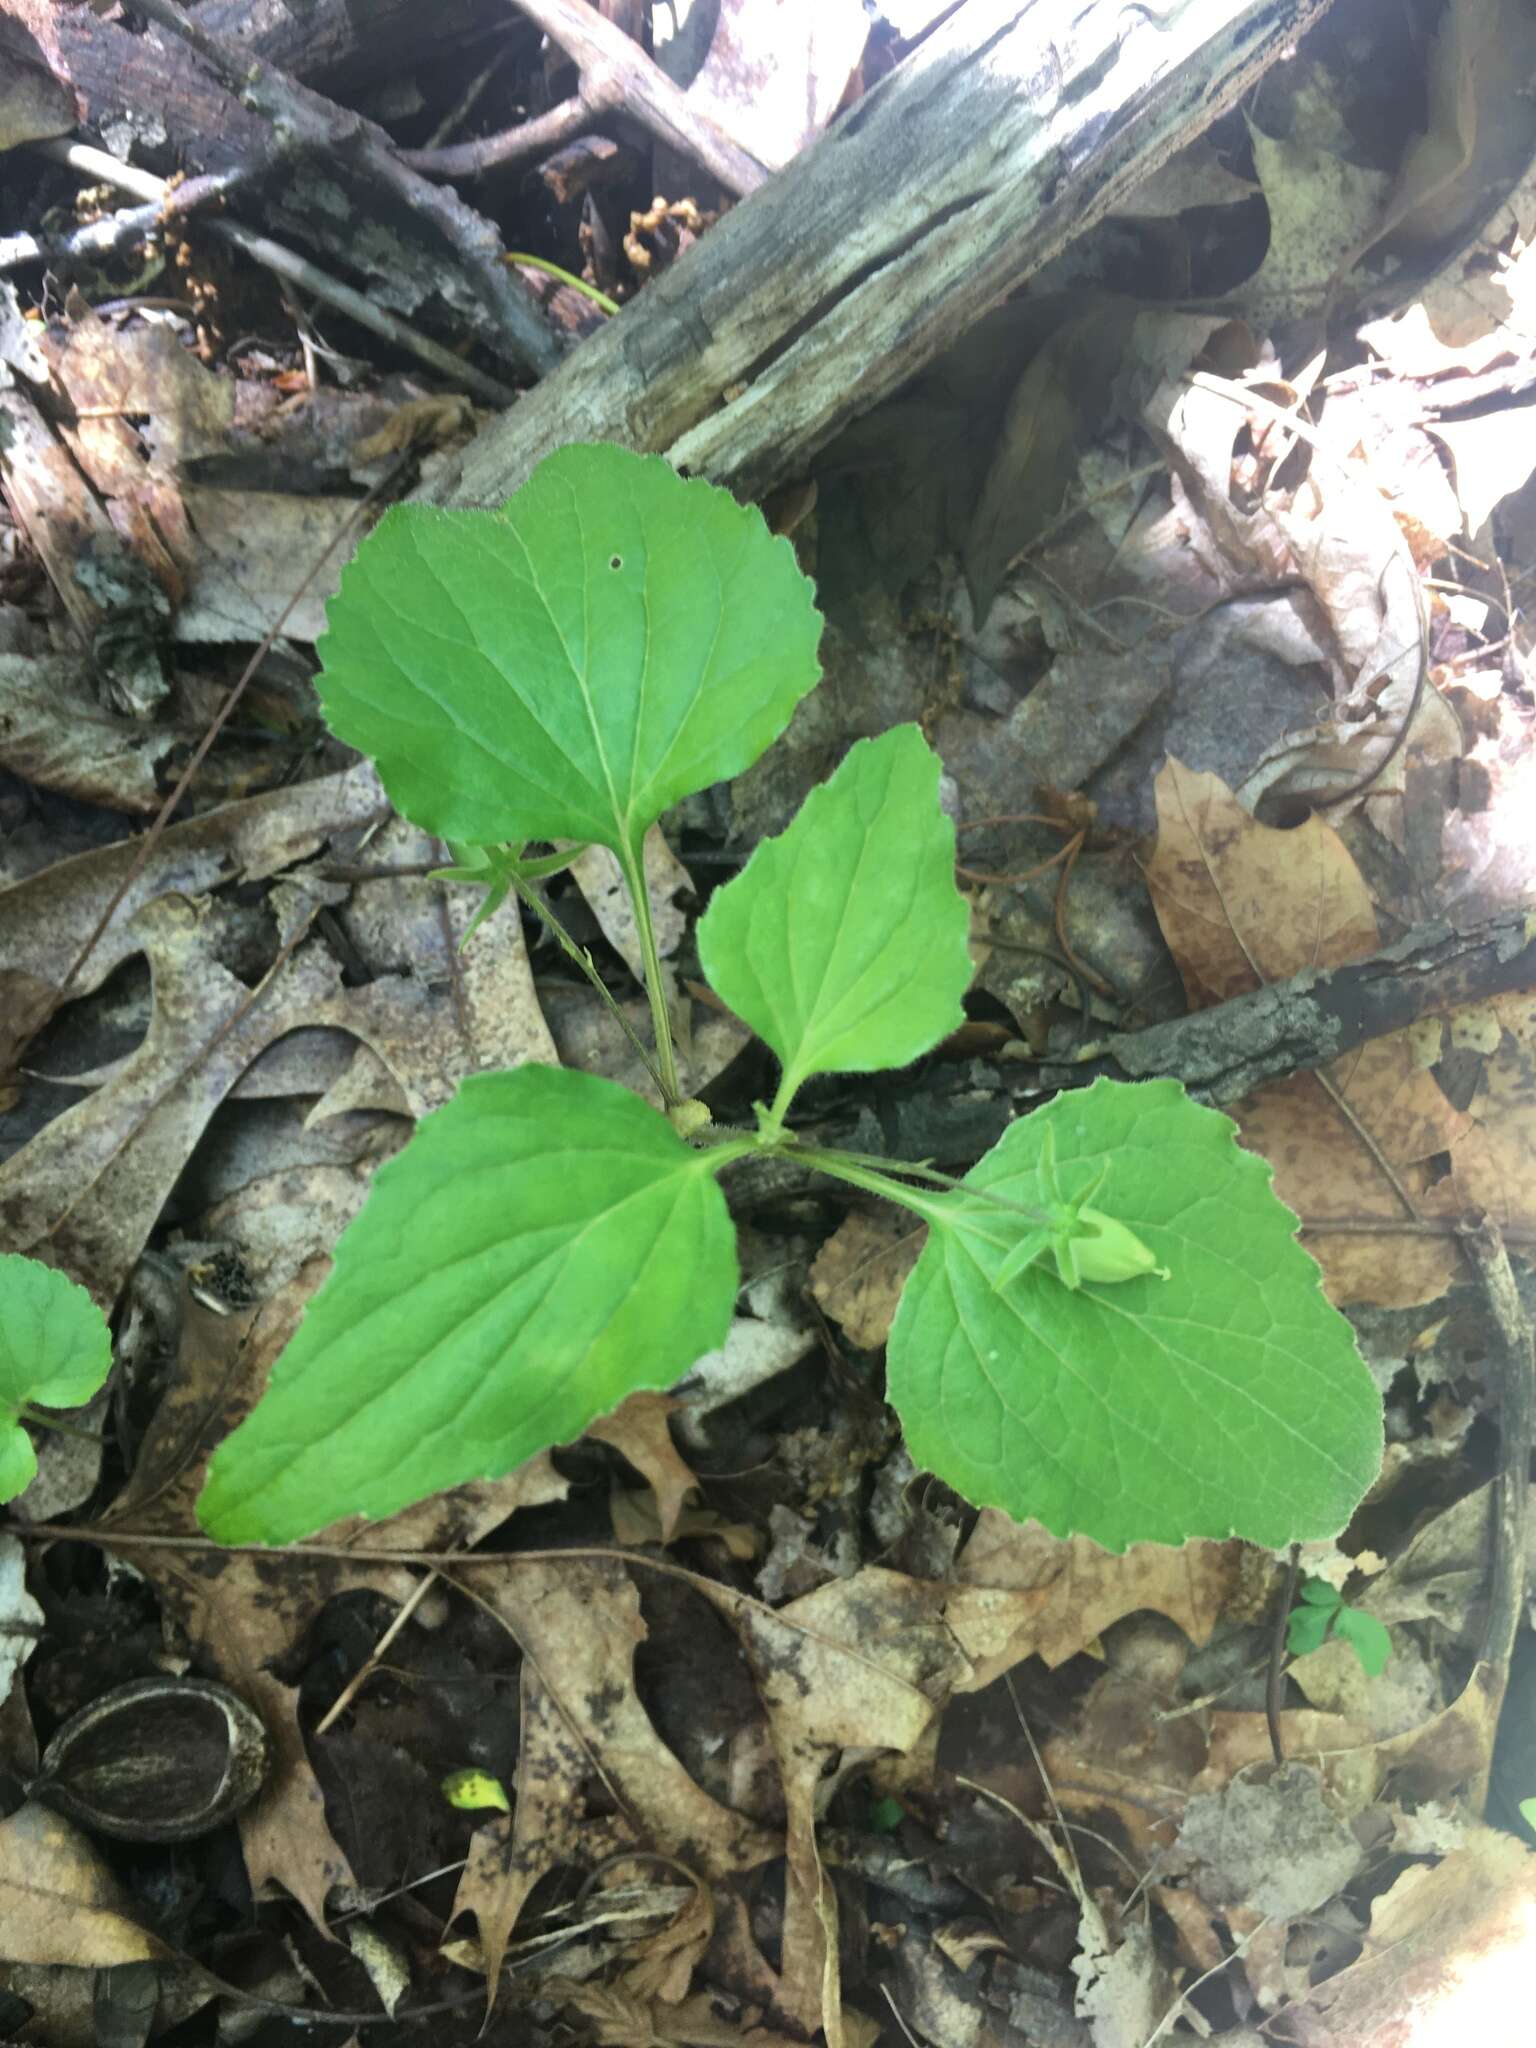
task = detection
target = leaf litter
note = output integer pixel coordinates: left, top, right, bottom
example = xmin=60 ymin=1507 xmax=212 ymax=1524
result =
xmin=5 ymin=4 xmax=1536 ymax=2042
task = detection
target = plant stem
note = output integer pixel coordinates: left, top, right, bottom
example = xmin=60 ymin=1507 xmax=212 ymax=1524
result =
xmin=617 ymin=840 xmax=682 ymax=1109
xmin=786 ymin=1142 xmax=1053 ymax=1231
xmin=505 ymin=869 xmax=668 ymax=1099
xmin=503 ymin=251 xmax=620 ymax=316
xmin=694 ymin=1135 xmax=761 ymax=1175
xmin=762 ymin=1070 xmax=801 ymax=1137
xmin=19 ymin=1405 xmax=104 ymax=1445
xmin=788 ymin=1146 xmax=969 ymax=1231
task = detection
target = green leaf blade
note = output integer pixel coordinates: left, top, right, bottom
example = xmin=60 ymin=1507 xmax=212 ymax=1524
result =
xmin=0 ymin=1253 xmax=112 ymax=1506
xmin=317 ymin=444 xmax=823 ymax=856
xmin=196 ymin=1066 xmax=738 ymax=1545
xmin=0 ymin=1425 xmax=37 ymax=1501
xmin=1332 ymin=1606 xmax=1392 ymax=1677
xmin=887 ymin=1078 xmax=1383 ymax=1552
xmin=0 ymin=1254 xmax=112 ymax=1415
xmin=696 ymin=725 xmax=972 ymax=1104
xmin=1286 ymin=1605 xmax=1335 ymax=1658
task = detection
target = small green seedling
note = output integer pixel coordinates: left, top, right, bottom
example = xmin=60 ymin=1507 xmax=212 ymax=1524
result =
xmin=1520 ymin=1797 xmax=1536 ymax=1837
xmin=0 ymin=1253 xmax=113 ymax=1501
xmin=867 ymin=1796 xmax=906 ymax=1834
xmin=1286 ymin=1575 xmax=1392 ymax=1677
xmin=193 ymin=442 xmax=1383 ymax=1554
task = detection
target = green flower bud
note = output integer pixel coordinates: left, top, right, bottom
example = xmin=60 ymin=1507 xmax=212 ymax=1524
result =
xmin=1066 ymin=1207 xmax=1169 ymax=1286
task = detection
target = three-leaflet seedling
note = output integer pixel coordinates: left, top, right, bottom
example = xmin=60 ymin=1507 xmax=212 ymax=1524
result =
xmin=194 ymin=443 xmax=1383 ymax=1553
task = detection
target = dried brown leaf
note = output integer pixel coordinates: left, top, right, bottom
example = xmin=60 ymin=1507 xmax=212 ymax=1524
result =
xmin=544 ymin=1978 xmax=809 ymax=2047
xmin=720 ymin=1570 xmax=962 ymax=2039
xmin=0 ymin=901 xmax=343 ymax=1306
xmin=453 ymin=1560 xmax=776 ymax=1994
xmin=589 ymin=1392 xmax=700 ymax=1544
xmin=1279 ymin=1822 xmax=1536 ymax=2044
xmin=949 ymin=1510 xmax=1243 ymax=1687
xmin=809 ymin=1209 xmax=924 ymax=1350
xmin=450 ymin=1664 xmax=628 ymax=1990
xmin=0 ymin=1804 xmax=172 ymax=1966
xmin=621 ymin=1883 xmax=715 ymax=2005
xmin=1144 ymin=758 xmax=1470 ymax=1305
xmin=0 ymin=654 xmax=192 ymax=812
xmin=1143 ymin=759 xmax=1380 ymax=1005
xmin=0 ymin=761 xmax=384 ymax=1073
xmin=105 ymin=1276 xmax=566 ymax=1934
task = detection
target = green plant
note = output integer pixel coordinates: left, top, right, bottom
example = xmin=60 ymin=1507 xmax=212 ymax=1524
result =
xmin=194 ymin=443 xmax=1383 ymax=1553
xmin=0 ymin=1253 xmax=113 ymax=1500
xmin=1286 ymin=1575 xmax=1393 ymax=1676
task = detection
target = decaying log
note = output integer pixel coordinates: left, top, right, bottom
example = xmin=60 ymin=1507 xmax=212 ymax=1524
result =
xmin=0 ymin=0 xmax=518 ymax=169
xmin=1 ymin=0 xmax=554 ymax=373
xmin=422 ymin=0 xmax=1336 ymax=510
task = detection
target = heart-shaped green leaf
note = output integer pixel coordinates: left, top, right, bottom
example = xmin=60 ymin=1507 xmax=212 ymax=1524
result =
xmin=886 ymin=1078 xmax=1382 ymax=1552
xmin=0 ymin=1253 xmax=113 ymax=1503
xmin=315 ymin=443 xmax=823 ymax=861
xmin=196 ymin=1066 xmax=739 ymax=1545
xmin=696 ymin=725 xmax=972 ymax=1113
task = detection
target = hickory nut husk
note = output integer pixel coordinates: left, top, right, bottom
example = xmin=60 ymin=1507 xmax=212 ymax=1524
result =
xmin=33 ymin=1676 xmax=269 ymax=1842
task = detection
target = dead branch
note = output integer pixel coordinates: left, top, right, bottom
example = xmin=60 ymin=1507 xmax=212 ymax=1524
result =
xmin=33 ymin=140 xmax=516 ymax=407
xmin=400 ymin=92 xmax=597 ymax=181
xmin=126 ymin=0 xmax=557 ymax=377
xmin=419 ymin=0 xmax=1338 ymax=512
xmin=1048 ymin=911 xmax=1536 ymax=1107
xmin=2 ymin=0 xmax=557 ymax=378
xmin=493 ymin=0 xmax=769 ymax=197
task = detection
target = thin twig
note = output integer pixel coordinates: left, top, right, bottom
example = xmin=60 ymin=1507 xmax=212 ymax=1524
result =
xmin=1 ymin=162 xmax=251 ymax=273
xmin=422 ymin=34 xmax=519 ymax=151
xmin=312 ymin=1568 xmax=443 ymax=1736
xmin=402 ymin=92 xmax=598 ymax=179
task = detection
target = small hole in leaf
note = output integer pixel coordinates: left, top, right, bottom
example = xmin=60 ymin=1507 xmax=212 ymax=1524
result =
xmin=610 ymin=554 xmax=623 ymax=570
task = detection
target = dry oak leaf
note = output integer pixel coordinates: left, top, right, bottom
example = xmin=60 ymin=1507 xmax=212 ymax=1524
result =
xmin=722 ymin=1569 xmax=965 ymax=2040
xmin=1142 ymin=757 xmax=1380 ymax=1006
xmin=1415 ymin=987 xmax=1536 ymax=1250
xmin=589 ymin=1391 xmax=701 ymax=1544
xmin=0 ymin=759 xmax=385 ymax=1072
xmin=621 ymin=1881 xmax=716 ymax=2005
xmin=809 ymin=1208 xmax=924 ymax=1349
xmin=948 ymin=1509 xmax=1244 ymax=1688
xmin=449 ymin=1663 xmax=631 ymax=1993
xmin=542 ymin=1979 xmax=810 ymax=2047
xmin=1143 ymin=758 xmax=1470 ymax=1307
xmin=450 ymin=1557 xmax=776 ymax=1994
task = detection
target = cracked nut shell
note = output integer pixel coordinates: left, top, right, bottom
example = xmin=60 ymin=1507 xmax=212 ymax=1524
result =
xmin=34 ymin=1676 xmax=269 ymax=1842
